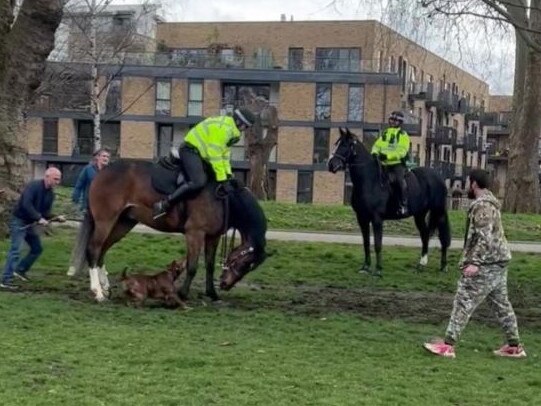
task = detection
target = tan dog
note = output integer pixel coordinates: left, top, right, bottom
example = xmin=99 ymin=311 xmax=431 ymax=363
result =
xmin=120 ymin=259 xmax=187 ymax=308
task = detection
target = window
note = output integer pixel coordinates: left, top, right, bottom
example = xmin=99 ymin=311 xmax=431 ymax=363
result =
xmin=157 ymin=124 xmax=173 ymax=157
xmin=348 ymin=85 xmax=364 ymax=122
xmin=188 ymin=80 xmax=203 ymax=116
xmin=362 ymin=130 xmax=379 ymax=152
xmin=267 ymin=170 xmax=277 ymax=200
xmin=297 ymin=171 xmax=313 ymax=203
xmin=315 ymin=83 xmax=332 ymax=121
xmin=313 ymin=128 xmax=330 ymax=164
xmin=156 ymin=79 xmax=171 ymax=116
xmin=76 ymin=121 xmax=94 ymax=156
xmin=42 ymin=119 xmax=58 ymax=155
xmin=101 ymin=122 xmax=120 ymax=157
xmin=315 ymin=48 xmax=360 ymax=72
xmin=230 ymin=135 xmax=246 ymax=161
xmin=288 ymin=48 xmax=304 ymax=70
xmin=105 ymin=79 xmax=121 ymax=115
xmin=389 ymin=56 xmax=396 ymax=73
xmin=222 ymin=83 xmax=270 ymax=111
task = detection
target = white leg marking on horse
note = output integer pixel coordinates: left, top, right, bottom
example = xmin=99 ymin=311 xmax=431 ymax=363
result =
xmin=419 ymin=255 xmax=428 ymax=266
xmin=89 ymin=267 xmax=105 ymax=302
xmin=67 ymin=266 xmax=76 ymax=277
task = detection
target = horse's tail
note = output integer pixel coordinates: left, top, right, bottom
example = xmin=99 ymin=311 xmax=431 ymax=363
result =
xmin=72 ymin=210 xmax=94 ymax=274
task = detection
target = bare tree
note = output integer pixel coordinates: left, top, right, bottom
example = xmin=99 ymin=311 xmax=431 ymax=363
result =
xmin=421 ymin=0 xmax=541 ymax=213
xmin=0 ymin=1 xmax=64 ymax=237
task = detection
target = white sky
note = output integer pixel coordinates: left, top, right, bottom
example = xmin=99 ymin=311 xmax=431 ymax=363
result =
xmin=114 ymin=0 xmax=515 ymax=95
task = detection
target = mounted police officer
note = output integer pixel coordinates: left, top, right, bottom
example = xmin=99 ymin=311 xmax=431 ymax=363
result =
xmin=153 ymin=107 xmax=256 ymax=219
xmin=371 ymin=110 xmax=411 ymax=216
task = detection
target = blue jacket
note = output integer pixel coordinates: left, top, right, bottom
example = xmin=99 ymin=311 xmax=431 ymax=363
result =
xmin=72 ymin=163 xmax=98 ymax=211
xmin=13 ymin=180 xmax=55 ymax=224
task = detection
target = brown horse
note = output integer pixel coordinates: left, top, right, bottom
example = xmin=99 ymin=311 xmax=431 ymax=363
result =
xmin=70 ymin=160 xmax=268 ymax=302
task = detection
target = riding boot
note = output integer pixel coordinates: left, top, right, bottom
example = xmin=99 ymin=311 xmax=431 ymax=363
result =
xmin=152 ymin=183 xmax=193 ymax=220
xmin=398 ymin=180 xmax=408 ymax=216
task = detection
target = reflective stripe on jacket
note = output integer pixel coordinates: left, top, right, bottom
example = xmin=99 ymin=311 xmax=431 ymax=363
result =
xmin=371 ymin=127 xmax=410 ymax=166
xmin=184 ymin=116 xmax=241 ymax=181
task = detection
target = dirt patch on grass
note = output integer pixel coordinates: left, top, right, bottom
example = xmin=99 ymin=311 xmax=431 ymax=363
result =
xmin=15 ymin=274 xmax=541 ymax=329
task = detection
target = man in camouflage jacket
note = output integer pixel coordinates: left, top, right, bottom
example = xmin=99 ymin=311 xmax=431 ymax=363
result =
xmin=423 ymin=169 xmax=526 ymax=359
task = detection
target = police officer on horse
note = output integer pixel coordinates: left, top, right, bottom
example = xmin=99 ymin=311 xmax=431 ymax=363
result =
xmin=153 ymin=107 xmax=257 ymax=219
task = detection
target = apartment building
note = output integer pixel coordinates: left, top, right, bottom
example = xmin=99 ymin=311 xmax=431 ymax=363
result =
xmin=27 ymin=19 xmax=492 ymax=203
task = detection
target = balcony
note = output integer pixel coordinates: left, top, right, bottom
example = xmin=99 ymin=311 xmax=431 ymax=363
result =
xmin=430 ymin=161 xmax=455 ymax=180
xmin=465 ymin=134 xmax=479 ymax=152
xmin=428 ymin=126 xmax=457 ymax=146
xmin=407 ymin=82 xmax=435 ymax=102
xmin=481 ymin=111 xmax=512 ymax=127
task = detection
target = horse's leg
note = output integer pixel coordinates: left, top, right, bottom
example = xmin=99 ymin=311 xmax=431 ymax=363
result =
xmin=97 ymin=218 xmax=137 ymax=297
xmin=87 ymin=220 xmax=114 ymax=302
xmin=437 ymin=212 xmax=451 ymax=273
xmin=372 ymin=218 xmax=384 ymax=277
xmin=414 ymin=213 xmax=430 ymax=271
xmin=179 ymin=230 xmax=205 ymax=300
xmin=204 ymin=235 xmax=221 ymax=301
xmin=358 ymin=220 xmax=372 ymax=273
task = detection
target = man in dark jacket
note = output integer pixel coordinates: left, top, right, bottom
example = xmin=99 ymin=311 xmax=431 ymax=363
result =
xmin=1 ymin=168 xmax=64 ymax=289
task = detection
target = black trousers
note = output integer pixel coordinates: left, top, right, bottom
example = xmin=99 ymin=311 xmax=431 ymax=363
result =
xmin=168 ymin=146 xmax=208 ymax=204
xmin=386 ymin=164 xmax=407 ymax=205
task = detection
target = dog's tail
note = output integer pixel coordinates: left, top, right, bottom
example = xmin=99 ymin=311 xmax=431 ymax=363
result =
xmin=120 ymin=266 xmax=129 ymax=280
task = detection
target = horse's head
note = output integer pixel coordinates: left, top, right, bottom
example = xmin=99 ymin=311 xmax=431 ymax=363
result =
xmin=327 ymin=127 xmax=361 ymax=173
xmin=219 ymin=242 xmax=266 ymax=290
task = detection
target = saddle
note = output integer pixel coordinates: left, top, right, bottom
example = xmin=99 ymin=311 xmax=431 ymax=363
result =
xmin=150 ymin=157 xmax=185 ymax=195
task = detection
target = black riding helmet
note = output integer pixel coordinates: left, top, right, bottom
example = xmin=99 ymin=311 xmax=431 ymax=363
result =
xmin=389 ymin=111 xmax=405 ymax=124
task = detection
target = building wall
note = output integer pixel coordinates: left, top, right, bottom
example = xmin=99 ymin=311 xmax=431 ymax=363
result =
xmin=279 ymin=83 xmax=315 ymax=121
xmin=277 ymin=127 xmax=313 ymax=165
xmin=171 ymin=79 xmax=188 ymax=117
xmin=276 ymin=169 xmax=297 ymax=202
xmin=203 ymin=80 xmax=221 ymax=116
xmin=26 ymin=117 xmax=42 ymax=154
xmin=120 ymin=121 xmax=155 ymax=158
xmin=58 ymin=119 xmax=74 ymax=156
xmin=121 ymin=77 xmax=155 ymax=115
xmin=313 ymin=171 xmax=344 ymax=204
xmin=488 ymin=95 xmax=513 ymax=112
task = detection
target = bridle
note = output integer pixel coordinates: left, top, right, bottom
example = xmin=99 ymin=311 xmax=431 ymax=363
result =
xmin=329 ymin=137 xmax=371 ymax=169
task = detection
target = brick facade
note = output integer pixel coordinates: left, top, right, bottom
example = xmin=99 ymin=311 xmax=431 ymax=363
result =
xmin=26 ymin=118 xmax=42 ymax=155
xmin=277 ymin=127 xmax=313 ymax=165
xmin=120 ymin=121 xmax=155 ymax=159
xmin=313 ymin=171 xmax=344 ymax=204
xmin=276 ymin=170 xmax=297 ymax=202
xmin=279 ymin=83 xmax=315 ymax=121
xmin=121 ymin=77 xmax=155 ymax=115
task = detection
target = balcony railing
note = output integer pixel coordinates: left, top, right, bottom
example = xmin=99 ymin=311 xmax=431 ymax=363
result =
xmin=481 ymin=111 xmax=512 ymax=127
xmin=428 ymin=126 xmax=457 ymax=145
xmin=430 ymin=160 xmax=455 ymax=180
xmin=465 ymin=134 xmax=479 ymax=151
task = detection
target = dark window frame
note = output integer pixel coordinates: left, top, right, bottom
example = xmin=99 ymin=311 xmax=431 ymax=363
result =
xmin=187 ymin=79 xmax=204 ymax=117
xmin=42 ymin=118 xmax=58 ymax=155
xmin=347 ymin=84 xmax=365 ymax=122
xmin=313 ymin=128 xmax=330 ymax=164
xmin=297 ymin=171 xmax=313 ymax=204
xmin=288 ymin=47 xmax=304 ymax=70
xmin=315 ymin=47 xmax=361 ymax=72
xmin=315 ymin=83 xmax=332 ymax=121
xmin=156 ymin=123 xmax=174 ymax=158
xmin=155 ymin=78 xmax=171 ymax=116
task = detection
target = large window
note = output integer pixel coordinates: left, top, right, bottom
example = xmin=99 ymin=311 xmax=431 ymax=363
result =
xmin=188 ymin=80 xmax=203 ymax=116
xmin=222 ymin=83 xmax=270 ymax=111
xmin=315 ymin=83 xmax=332 ymax=121
xmin=76 ymin=121 xmax=94 ymax=156
xmin=288 ymin=48 xmax=304 ymax=70
xmin=42 ymin=119 xmax=58 ymax=155
xmin=75 ymin=121 xmax=119 ymax=157
xmin=297 ymin=171 xmax=313 ymax=203
xmin=313 ymin=128 xmax=330 ymax=164
xmin=315 ymin=48 xmax=360 ymax=72
xmin=348 ymin=85 xmax=364 ymax=122
xmin=105 ymin=79 xmax=121 ymax=115
xmin=156 ymin=124 xmax=173 ymax=157
xmin=230 ymin=135 xmax=246 ymax=161
xmin=156 ymin=79 xmax=171 ymax=116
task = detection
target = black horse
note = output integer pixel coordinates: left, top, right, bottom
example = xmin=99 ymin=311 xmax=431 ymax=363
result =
xmin=328 ymin=127 xmax=450 ymax=275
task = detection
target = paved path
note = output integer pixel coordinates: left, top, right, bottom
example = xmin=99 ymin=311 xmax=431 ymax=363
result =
xmin=64 ymin=221 xmax=541 ymax=253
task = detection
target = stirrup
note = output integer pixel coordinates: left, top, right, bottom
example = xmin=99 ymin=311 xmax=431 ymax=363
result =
xmin=152 ymin=201 xmax=168 ymax=220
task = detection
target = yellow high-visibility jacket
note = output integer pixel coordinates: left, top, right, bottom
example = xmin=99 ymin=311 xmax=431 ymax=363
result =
xmin=184 ymin=116 xmax=241 ymax=181
xmin=371 ymin=127 xmax=410 ymax=166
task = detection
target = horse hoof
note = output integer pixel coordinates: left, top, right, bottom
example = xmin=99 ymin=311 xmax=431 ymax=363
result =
xmin=95 ymin=295 xmax=107 ymax=303
xmin=358 ymin=265 xmax=371 ymax=274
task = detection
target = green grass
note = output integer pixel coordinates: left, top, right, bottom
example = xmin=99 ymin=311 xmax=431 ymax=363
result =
xmin=54 ymin=187 xmax=541 ymax=241
xmin=1 ymin=230 xmax=541 ymax=404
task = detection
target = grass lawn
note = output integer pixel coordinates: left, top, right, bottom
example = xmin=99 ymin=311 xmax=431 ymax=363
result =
xmin=1 ymin=230 xmax=540 ymax=404
xmin=55 ymin=187 xmax=541 ymax=241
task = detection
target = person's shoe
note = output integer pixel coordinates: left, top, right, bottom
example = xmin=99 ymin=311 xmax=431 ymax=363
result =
xmin=493 ymin=344 xmax=527 ymax=358
xmin=152 ymin=200 xmax=169 ymax=220
xmin=13 ymin=272 xmax=30 ymax=282
xmin=423 ymin=340 xmax=456 ymax=358
xmin=0 ymin=283 xmax=19 ymax=291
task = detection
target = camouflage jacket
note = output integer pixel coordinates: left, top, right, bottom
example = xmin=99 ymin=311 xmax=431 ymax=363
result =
xmin=459 ymin=190 xmax=512 ymax=268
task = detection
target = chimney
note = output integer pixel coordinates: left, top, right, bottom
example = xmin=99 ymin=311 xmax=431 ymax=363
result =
xmin=280 ymin=13 xmax=286 ymax=22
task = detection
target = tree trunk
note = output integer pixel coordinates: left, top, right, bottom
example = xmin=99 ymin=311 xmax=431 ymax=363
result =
xmin=503 ymin=2 xmax=541 ymax=213
xmin=0 ymin=1 xmax=63 ymax=238
xmin=245 ymin=105 xmax=279 ymax=200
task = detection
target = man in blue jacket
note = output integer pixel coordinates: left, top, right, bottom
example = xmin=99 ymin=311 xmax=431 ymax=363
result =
xmin=72 ymin=149 xmax=110 ymax=213
xmin=1 ymin=167 xmax=64 ymax=289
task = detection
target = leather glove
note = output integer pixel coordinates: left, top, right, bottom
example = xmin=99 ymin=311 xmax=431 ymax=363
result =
xmin=379 ymin=152 xmax=388 ymax=161
xmin=220 ymin=180 xmax=236 ymax=194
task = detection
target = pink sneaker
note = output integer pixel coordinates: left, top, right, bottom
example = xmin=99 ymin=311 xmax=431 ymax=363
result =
xmin=493 ymin=344 xmax=527 ymax=358
xmin=423 ymin=340 xmax=456 ymax=358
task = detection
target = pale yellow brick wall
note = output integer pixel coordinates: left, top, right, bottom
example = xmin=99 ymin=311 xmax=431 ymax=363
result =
xmin=26 ymin=117 xmax=42 ymax=154
xmin=121 ymin=77 xmax=155 ymax=115
xmin=279 ymin=83 xmax=315 ymax=121
xmin=488 ymin=95 xmax=512 ymax=112
xmin=203 ymin=80 xmax=220 ymax=117
xmin=331 ymin=84 xmax=348 ymax=122
xmin=277 ymin=127 xmax=313 ymax=165
xmin=364 ymin=84 xmax=385 ymax=123
xmin=120 ymin=121 xmax=155 ymax=159
xmin=276 ymin=169 xmax=297 ymax=203
xmin=313 ymin=171 xmax=344 ymax=204
xmin=171 ymin=79 xmax=188 ymax=117
xmin=58 ymin=119 xmax=74 ymax=156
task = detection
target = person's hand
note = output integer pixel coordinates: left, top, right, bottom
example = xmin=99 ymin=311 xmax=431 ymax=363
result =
xmin=38 ymin=218 xmax=49 ymax=226
xmin=379 ymin=152 xmax=388 ymax=161
xmin=462 ymin=264 xmax=479 ymax=277
xmin=56 ymin=215 xmax=66 ymax=223
xmin=221 ymin=180 xmax=236 ymax=194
